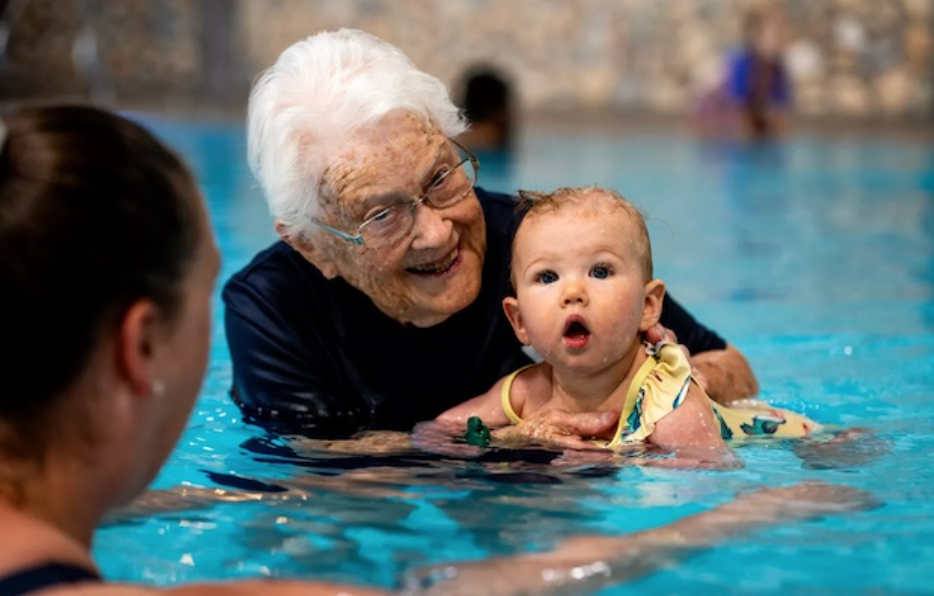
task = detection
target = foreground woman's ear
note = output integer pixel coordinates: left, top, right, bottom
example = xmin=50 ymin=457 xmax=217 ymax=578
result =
xmin=116 ymin=299 xmax=163 ymax=399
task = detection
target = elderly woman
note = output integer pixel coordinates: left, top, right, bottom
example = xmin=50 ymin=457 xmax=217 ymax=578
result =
xmin=224 ymin=29 xmax=759 ymax=440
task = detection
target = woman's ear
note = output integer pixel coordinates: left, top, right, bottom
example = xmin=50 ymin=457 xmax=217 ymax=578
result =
xmin=275 ymin=219 xmax=339 ymax=279
xmin=117 ymin=299 xmax=160 ymax=398
xmin=639 ymin=279 xmax=666 ymax=332
xmin=502 ymin=296 xmax=531 ymax=345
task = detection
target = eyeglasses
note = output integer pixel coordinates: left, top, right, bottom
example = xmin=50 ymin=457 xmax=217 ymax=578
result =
xmin=311 ymin=139 xmax=480 ymax=249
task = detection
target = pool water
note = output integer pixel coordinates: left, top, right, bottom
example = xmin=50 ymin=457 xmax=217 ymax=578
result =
xmin=95 ymin=117 xmax=934 ymax=594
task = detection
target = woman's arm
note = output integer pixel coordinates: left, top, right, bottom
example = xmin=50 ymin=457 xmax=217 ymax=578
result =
xmin=691 ymin=343 xmax=759 ymax=405
xmin=403 ymin=482 xmax=877 ymax=596
xmin=657 ymin=294 xmax=759 ymax=404
xmin=167 ymin=580 xmax=388 ymax=596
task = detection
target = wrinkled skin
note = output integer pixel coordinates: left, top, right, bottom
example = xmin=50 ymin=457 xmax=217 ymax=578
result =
xmin=282 ymin=111 xmax=487 ymax=328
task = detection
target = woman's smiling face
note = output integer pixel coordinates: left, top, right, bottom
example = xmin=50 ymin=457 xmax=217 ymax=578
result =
xmin=292 ymin=111 xmax=486 ymax=327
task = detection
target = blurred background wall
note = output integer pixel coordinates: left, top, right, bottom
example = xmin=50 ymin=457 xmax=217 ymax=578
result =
xmin=1 ymin=0 xmax=931 ymax=121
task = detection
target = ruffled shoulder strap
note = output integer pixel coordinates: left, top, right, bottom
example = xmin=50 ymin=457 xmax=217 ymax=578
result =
xmin=606 ymin=343 xmax=693 ymax=447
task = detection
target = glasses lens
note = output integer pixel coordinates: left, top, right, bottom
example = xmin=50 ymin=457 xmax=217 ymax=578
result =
xmin=359 ymin=204 xmax=413 ymax=249
xmin=426 ymin=158 xmax=477 ymax=209
xmin=359 ymin=145 xmax=478 ymax=249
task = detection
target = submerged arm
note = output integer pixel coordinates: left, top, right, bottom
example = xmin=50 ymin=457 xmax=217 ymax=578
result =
xmin=403 ymin=482 xmax=876 ymax=596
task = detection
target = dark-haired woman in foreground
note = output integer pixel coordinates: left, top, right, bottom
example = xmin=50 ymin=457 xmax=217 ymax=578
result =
xmin=0 ymin=105 xmax=385 ymax=596
xmin=0 ymin=105 xmax=873 ymax=596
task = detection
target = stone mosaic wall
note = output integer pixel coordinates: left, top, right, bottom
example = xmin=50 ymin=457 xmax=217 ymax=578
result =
xmin=1 ymin=0 xmax=931 ymax=118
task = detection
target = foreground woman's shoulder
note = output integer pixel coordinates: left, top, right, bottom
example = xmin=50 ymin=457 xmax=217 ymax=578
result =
xmin=64 ymin=580 xmax=389 ymax=596
xmin=164 ymin=580 xmax=389 ymax=596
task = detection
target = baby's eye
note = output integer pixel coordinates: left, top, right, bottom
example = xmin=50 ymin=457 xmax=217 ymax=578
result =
xmin=590 ymin=265 xmax=612 ymax=279
xmin=535 ymin=270 xmax=559 ymax=284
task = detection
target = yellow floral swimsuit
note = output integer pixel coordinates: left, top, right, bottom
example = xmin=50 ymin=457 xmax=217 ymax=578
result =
xmin=500 ymin=343 xmax=821 ymax=448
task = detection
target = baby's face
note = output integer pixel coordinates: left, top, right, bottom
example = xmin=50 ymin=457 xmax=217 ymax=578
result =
xmin=506 ymin=201 xmax=654 ymax=373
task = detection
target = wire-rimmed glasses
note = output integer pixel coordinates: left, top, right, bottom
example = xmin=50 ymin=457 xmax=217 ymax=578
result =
xmin=310 ymin=139 xmax=480 ymax=249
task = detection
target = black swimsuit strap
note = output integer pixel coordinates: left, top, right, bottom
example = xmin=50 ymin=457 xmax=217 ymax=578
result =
xmin=0 ymin=562 xmax=100 ymax=596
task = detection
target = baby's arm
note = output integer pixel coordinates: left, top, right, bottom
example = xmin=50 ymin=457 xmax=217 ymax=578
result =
xmin=437 ymin=366 xmax=623 ymax=451
xmin=435 ymin=375 xmax=513 ymax=427
xmin=437 ymin=364 xmax=549 ymax=427
xmin=647 ymin=381 xmax=726 ymax=450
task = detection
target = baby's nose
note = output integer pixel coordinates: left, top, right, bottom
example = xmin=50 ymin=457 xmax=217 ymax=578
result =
xmin=562 ymin=282 xmax=588 ymax=305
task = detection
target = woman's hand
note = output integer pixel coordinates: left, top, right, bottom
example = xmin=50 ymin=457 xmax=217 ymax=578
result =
xmin=289 ymin=431 xmax=414 ymax=455
xmin=645 ymin=323 xmax=756 ymax=403
xmin=491 ymin=409 xmax=620 ymax=450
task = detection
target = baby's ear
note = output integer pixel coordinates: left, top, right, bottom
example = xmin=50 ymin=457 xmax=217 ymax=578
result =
xmin=502 ymin=297 xmax=531 ymax=345
xmin=639 ymin=279 xmax=666 ymax=332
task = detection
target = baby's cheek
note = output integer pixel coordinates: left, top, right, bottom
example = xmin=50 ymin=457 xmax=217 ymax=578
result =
xmin=618 ymin=306 xmax=645 ymax=334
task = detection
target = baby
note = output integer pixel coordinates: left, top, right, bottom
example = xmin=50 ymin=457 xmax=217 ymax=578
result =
xmin=440 ymin=186 xmax=820 ymax=450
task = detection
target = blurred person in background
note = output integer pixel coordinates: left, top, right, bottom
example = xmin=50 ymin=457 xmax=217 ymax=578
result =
xmin=456 ymin=65 xmax=515 ymax=152
xmin=694 ymin=7 xmax=792 ymax=141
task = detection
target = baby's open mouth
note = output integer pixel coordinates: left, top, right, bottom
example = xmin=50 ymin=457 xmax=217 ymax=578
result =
xmin=564 ymin=320 xmax=590 ymax=339
xmin=407 ymin=248 xmax=459 ymax=275
xmin=563 ymin=318 xmax=591 ymax=348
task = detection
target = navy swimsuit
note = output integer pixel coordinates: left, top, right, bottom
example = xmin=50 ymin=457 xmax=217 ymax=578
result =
xmin=0 ymin=563 xmax=100 ymax=596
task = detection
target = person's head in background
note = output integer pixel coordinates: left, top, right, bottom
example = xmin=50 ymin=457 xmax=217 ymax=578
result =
xmin=743 ymin=6 xmax=787 ymax=60
xmin=248 ymin=28 xmax=486 ymax=328
xmin=503 ymin=186 xmax=664 ymax=370
xmin=457 ymin=65 xmax=514 ymax=152
xmin=0 ymin=105 xmax=219 ymax=544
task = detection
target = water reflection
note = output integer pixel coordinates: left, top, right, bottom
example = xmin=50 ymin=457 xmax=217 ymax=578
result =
xmin=92 ymin=121 xmax=934 ymax=595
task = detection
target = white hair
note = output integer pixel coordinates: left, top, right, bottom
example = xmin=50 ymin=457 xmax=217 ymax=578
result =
xmin=247 ymin=29 xmax=468 ymax=238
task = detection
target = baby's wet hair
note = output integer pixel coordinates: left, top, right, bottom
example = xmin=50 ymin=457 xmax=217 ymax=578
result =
xmin=514 ymin=185 xmax=653 ymax=281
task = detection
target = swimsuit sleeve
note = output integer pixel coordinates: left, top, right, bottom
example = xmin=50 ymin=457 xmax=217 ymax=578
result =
xmin=609 ymin=344 xmax=693 ymax=446
xmin=223 ymin=272 xmax=373 ymax=438
xmin=500 ymin=364 xmax=536 ymax=424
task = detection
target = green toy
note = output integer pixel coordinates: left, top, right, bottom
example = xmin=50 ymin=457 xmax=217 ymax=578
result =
xmin=465 ymin=416 xmax=491 ymax=446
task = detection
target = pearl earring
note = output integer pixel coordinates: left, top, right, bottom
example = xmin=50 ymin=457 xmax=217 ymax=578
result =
xmin=152 ymin=380 xmax=166 ymax=399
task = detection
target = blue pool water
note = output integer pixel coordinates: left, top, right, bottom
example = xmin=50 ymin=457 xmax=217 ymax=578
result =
xmin=95 ymin=117 xmax=934 ymax=594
